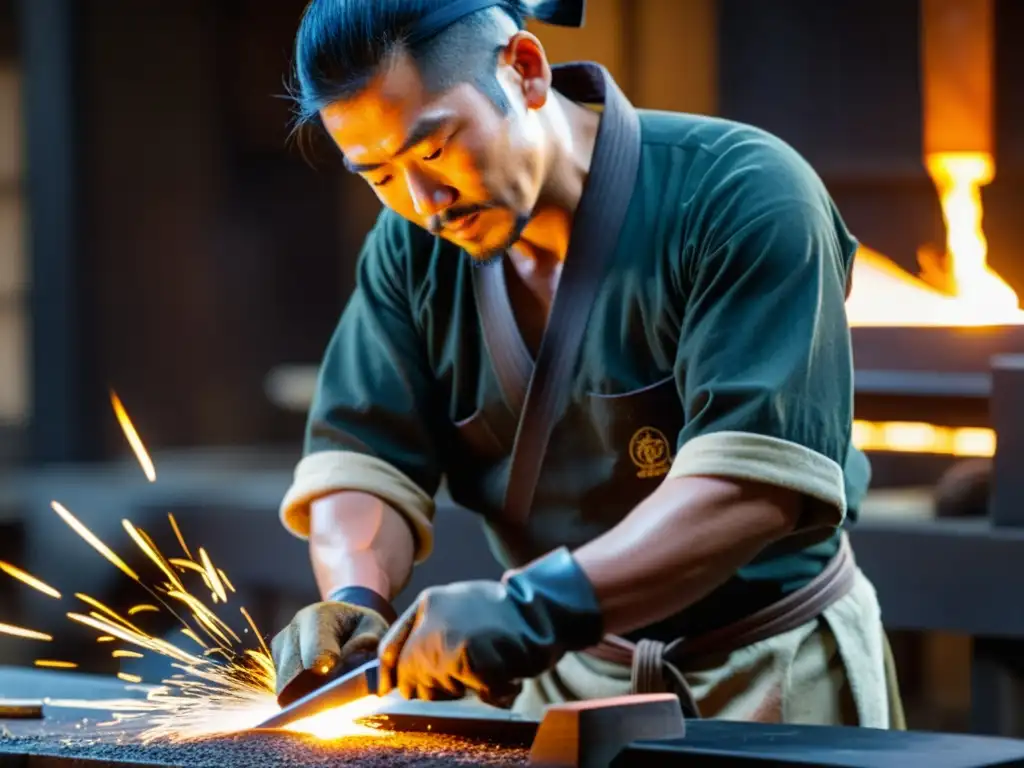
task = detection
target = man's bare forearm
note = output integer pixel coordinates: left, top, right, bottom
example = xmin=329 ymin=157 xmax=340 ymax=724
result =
xmin=309 ymin=491 xmax=416 ymax=602
xmin=572 ymin=476 xmax=803 ymax=637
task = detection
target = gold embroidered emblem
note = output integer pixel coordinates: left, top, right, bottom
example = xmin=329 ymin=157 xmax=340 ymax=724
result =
xmin=629 ymin=427 xmax=672 ymax=479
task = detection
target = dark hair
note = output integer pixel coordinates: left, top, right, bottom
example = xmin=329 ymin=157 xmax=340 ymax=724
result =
xmin=291 ymin=0 xmax=539 ymax=130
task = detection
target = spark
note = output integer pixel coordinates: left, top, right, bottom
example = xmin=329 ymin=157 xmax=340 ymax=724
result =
xmin=122 ymin=521 xmax=186 ymax=593
xmin=170 ymin=558 xmax=214 ymax=590
xmin=0 ymin=560 xmax=62 ymax=599
xmin=165 ymin=590 xmax=241 ymax=644
xmin=128 ymin=604 xmax=159 ymax=615
xmin=170 ymin=558 xmax=207 ymax=575
xmin=218 ymin=569 xmax=235 ymax=593
xmin=167 ymin=513 xmax=193 ymax=561
xmin=96 ymin=636 xmax=115 ymax=643
xmin=0 ymin=622 xmax=52 ymax=641
xmin=240 ymin=607 xmax=270 ymax=659
xmin=118 ymin=673 xmax=143 ymax=684
xmin=112 ymin=650 xmax=144 ymax=659
xmin=66 ymin=612 xmax=201 ymax=667
xmin=50 ymin=501 xmax=139 ymax=582
xmin=75 ymin=593 xmax=148 ymax=636
xmin=198 ymin=548 xmax=227 ymax=604
xmin=110 ymin=391 xmax=156 ymax=482
xmin=34 ymin=660 xmax=78 ymax=669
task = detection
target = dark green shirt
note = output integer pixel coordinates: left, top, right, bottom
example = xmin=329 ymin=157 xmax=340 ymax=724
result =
xmin=303 ymin=63 xmax=870 ymax=641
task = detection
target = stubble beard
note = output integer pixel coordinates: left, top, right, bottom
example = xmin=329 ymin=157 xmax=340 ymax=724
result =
xmin=467 ymin=211 xmax=531 ymax=269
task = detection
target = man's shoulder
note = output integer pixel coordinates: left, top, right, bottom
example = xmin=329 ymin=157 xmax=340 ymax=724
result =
xmin=638 ymin=110 xmax=833 ymax=216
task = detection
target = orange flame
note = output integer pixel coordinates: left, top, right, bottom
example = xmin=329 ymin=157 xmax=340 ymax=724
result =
xmin=847 ymin=151 xmax=1022 ymax=327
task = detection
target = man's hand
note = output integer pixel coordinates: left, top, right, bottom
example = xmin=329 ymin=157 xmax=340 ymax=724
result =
xmin=377 ymin=548 xmax=604 ymax=707
xmin=271 ymin=588 xmax=394 ymax=707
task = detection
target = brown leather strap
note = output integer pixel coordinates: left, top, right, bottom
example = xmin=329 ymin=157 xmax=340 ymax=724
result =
xmin=584 ymin=533 xmax=858 ymax=715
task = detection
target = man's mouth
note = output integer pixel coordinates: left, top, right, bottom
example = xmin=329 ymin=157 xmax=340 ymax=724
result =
xmin=446 ymin=211 xmax=481 ymax=235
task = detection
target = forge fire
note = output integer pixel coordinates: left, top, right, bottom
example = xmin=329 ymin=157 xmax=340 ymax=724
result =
xmin=844 ymin=0 xmax=1014 ymax=461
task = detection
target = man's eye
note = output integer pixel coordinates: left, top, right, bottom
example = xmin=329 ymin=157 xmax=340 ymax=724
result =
xmin=423 ymin=147 xmax=443 ymax=161
xmin=372 ymin=175 xmax=393 ymax=187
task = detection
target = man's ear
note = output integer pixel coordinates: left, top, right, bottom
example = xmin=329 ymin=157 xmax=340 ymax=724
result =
xmin=501 ymin=30 xmax=551 ymax=110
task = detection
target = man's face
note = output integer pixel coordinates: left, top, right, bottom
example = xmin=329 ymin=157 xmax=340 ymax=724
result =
xmin=321 ymin=43 xmax=548 ymax=262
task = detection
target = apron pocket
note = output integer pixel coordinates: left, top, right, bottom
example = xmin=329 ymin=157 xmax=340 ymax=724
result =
xmin=586 ymin=375 xmax=685 ymax=481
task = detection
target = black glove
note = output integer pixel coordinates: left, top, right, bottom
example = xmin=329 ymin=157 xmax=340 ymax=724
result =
xmin=271 ymin=586 xmax=396 ymax=707
xmin=377 ymin=547 xmax=604 ymax=707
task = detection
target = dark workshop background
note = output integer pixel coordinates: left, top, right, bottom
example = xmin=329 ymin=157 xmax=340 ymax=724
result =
xmin=1 ymin=0 xmax=1024 ymax=738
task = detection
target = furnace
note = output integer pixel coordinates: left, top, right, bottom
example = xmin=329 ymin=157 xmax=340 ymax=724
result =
xmin=843 ymin=0 xmax=1024 ymax=508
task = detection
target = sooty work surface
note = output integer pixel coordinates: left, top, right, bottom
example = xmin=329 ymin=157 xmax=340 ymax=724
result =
xmin=0 ymin=667 xmax=529 ymax=767
xmin=0 ymin=730 xmax=530 ymax=768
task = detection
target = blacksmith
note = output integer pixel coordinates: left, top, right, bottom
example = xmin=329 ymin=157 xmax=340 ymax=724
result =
xmin=271 ymin=0 xmax=905 ymax=727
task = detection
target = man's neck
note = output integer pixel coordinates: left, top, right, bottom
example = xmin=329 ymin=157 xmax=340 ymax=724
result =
xmin=514 ymin=90 xmax=600 ymax=266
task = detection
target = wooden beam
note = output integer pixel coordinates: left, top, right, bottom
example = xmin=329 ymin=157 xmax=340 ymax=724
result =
xmin=921 ymin=0 xmax=993 ymax=156
xmin=632 ymin=0 xmax=718 ymax=114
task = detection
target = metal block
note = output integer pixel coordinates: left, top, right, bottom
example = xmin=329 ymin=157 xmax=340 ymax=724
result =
xmin=989 ymin=354 xmax=1024 ymax=527
xmin=528 ymin=694 xmax=685 ymax=768
xmin=613 ymin=719 xmax=1024 ymax=767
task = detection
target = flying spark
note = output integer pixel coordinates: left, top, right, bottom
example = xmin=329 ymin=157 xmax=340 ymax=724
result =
xmin=110 ymin=390 xmax=156 ymax=482
xmin=0 ymin=622 xmax=52 ymax=641
xmin=0 ymin=561 xmax=62 ymax=599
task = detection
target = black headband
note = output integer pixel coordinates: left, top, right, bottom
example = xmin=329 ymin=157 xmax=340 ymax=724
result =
xmin=404 ymin=0 xmax=586 ymax=47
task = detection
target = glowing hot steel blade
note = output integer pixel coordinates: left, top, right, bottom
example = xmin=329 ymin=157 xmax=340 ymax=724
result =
xmin=283 ymin=696 xmax=390 ymax=740
xmin=110 ymin=391 xmax=157 ymax=482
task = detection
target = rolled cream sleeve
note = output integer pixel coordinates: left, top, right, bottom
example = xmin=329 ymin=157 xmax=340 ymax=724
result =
xmin=668 ymin=431 xmax=846 ymax=526
xmin=280 ymin=450 xmax=435 ymax=563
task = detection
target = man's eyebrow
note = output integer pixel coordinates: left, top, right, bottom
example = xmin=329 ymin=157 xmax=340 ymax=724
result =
xmin=342 ymin=113 xmax=452 ymax=174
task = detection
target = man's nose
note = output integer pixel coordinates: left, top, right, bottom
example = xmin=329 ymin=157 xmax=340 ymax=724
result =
xmin=406 ymin=170 xmax=454 ymax=218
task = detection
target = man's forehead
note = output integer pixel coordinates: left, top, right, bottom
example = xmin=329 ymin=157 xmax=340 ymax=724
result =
xmin=321 ymin=58 xmax=446 ymax=161
xmin=322 ymin=60 xmax=422 ymax=131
